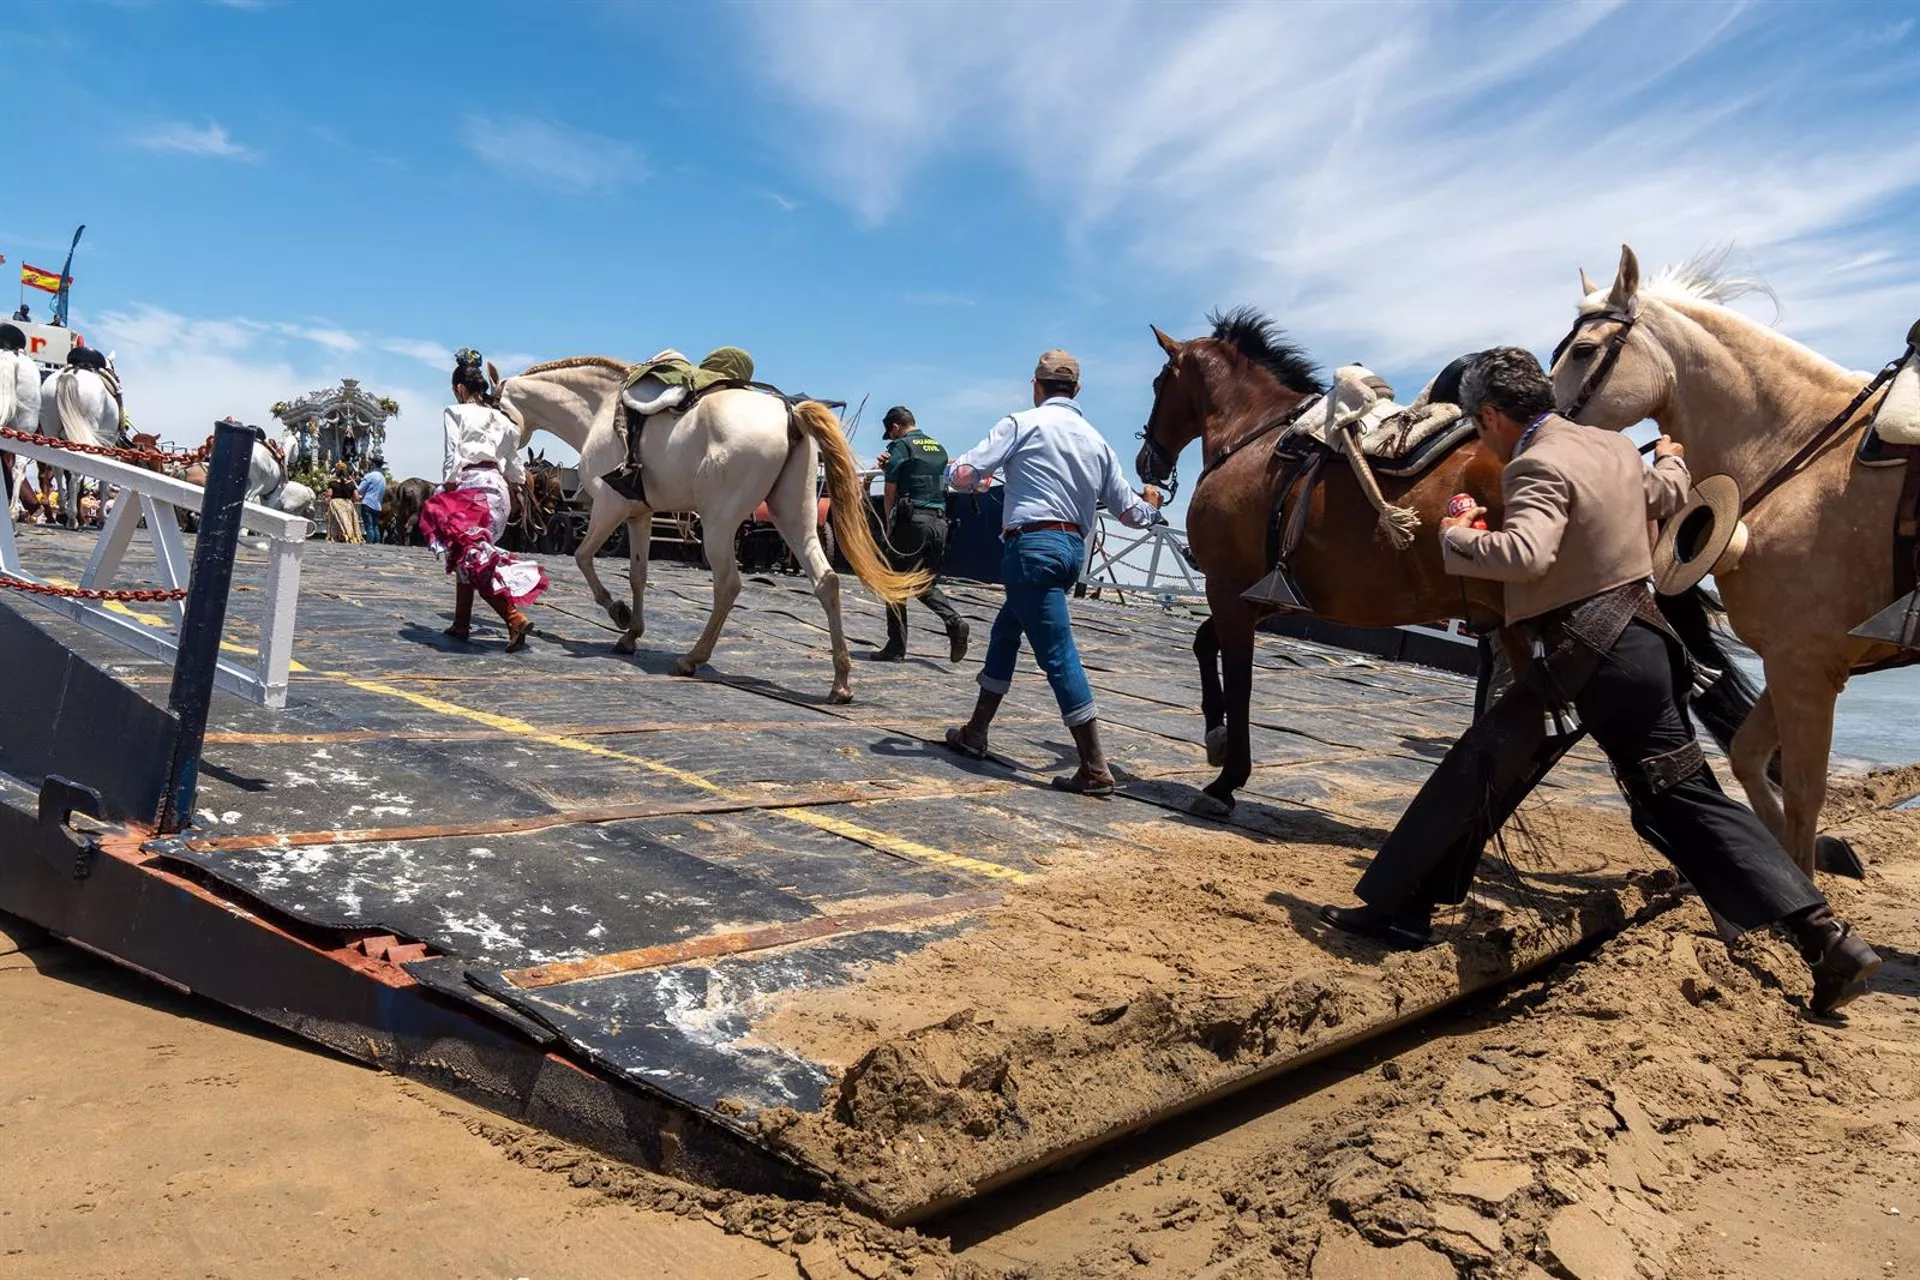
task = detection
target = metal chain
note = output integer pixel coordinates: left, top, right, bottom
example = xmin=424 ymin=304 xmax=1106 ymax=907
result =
xmin=0 ymin=577 xmax=187 ymax=603
xmin=0 ymin=425 xmax=211 ymax=468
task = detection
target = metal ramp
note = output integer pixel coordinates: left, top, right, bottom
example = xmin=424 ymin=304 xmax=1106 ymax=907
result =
xmin=0 ymin=525 xmax=1664 ymax=1221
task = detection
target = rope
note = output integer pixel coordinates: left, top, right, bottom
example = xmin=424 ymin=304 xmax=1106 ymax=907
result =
xmin=0 ymin=425 xmax=211 ymax=468
xmin=0 ymin=577 xmax=186 ymax=602
xmin=1335 ymin=419 xmax=1421 ymax=549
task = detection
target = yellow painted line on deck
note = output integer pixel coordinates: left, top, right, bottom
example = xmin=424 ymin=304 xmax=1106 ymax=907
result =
xmin=322 ymin=675 xmax=1032 ymax=884
xmin=43 ymin=578 xmax=307 ymax=672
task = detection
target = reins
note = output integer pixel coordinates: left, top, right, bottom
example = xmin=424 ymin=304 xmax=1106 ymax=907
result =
xmin=1738 ymin=340 xmax=1913 ymax=517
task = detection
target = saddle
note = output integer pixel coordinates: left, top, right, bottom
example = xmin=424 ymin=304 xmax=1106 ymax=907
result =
xmin=1844 ymin=322 xmax=1920 ymax=652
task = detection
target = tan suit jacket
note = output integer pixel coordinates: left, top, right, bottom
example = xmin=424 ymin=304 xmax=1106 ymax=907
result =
xmin=1441 ymin=415 xmax=1690 ymax=623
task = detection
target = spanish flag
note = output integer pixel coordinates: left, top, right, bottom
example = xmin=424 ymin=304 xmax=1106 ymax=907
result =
xmin=21 ymin=263 xmax=64 ymax=294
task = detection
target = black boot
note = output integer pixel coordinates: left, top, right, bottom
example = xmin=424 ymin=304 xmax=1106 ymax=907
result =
xmin=1320 ymin=901 xmax=1436 ymax=950
xmin=944 ymin=690 xmax=1002 ymax=760
xmin=1785 ymin=905 xmax=1882 ymax=1015
xmin=1052 ymin=719 xmax=1115 ymax=796
xmin=947 ymin=618 xmax=971 ymax=663
xmin=873 ymin=604 xmax=907 ymax=661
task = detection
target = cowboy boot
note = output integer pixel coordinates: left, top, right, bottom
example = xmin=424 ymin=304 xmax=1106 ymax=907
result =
xmin=945 ymin=690 xmax=1001 ymax=759
xmin=1785 ymin=904 xmax=1882 ymax=1015
xmin=1319 ymin=901 xmax=1436 ymax=951
xmin=480 ymin=587 xmax=534 ymax=652
xmin=873 ymin=605 xmax=907 ymax=661
xmin=947 ymin=618 xmax=971 ymax=664
xmin=1052 ymin=719 xmax=1116 ymax=796
xmin=444 ymin=582 xmax=475 ymax=641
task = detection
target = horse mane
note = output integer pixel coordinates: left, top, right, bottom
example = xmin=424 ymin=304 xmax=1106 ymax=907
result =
xmin=1579 ymin=246 xmax=1780 ymax=317
xmin=1206 ymin=307 xmax=1326 ymax=394
xmin=515 ymin=355 xmax=631 ymax=378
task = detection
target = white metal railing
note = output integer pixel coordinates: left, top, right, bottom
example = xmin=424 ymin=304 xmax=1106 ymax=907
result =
xmin=0 ymin=436 xmax=313 ymax=708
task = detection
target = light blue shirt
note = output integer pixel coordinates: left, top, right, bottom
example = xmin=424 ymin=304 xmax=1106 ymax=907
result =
xmin=947 ymin=397 xmax=1159 ymax=534
xmin=356 ymin=469 xmax=386 ymax=512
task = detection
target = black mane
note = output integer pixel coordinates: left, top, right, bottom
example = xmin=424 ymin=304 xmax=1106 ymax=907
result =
xmin=1206 ymin=306 xmax=1325 ymax=395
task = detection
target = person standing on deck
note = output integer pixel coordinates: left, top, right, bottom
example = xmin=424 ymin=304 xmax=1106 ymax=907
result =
xmin=418 ymin=349 xmax=549 ymax=652
xmin=942 ymin=349 xmax=1166 ymax=794
xmin=1318 ymin=347 xmax=1880 ymax=1016
xmin=871 ymin=405 xmax=969 ymax=663
xmin=357 ymin=454 xmax=387 ymax=545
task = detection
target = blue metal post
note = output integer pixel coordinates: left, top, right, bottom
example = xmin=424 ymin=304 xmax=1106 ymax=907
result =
xmin=157 ymin=420 xmax=252 ymax=833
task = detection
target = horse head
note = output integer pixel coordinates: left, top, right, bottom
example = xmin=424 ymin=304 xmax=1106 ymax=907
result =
xmin=1549 ymin=244 xmax=1673 ymax=430
xmin=1138 ymin=308 xmax=1325 ymax=495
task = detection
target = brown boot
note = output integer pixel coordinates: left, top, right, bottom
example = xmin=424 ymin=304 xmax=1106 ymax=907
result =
xmin=444 ymin=581 xmax=475 ymax=641
xmin=945 ymin=690 xmax=1002 ymax=759
xmin=480 ymin=588 xmax=534 ymax=652
xmin=1787 ymin=905 xmax=1883 ymax=1016
xmin=1052 ymin=719 xmax=1115 ymax=796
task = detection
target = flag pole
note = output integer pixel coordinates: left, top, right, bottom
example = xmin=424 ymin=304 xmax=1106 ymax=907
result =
xmin=53 ymin=224 xmax=85 ymax=327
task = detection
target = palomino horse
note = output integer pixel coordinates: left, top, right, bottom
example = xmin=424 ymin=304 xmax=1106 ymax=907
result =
xmin=1137 ymin=308 xmax=1757 ymax=818
xmin=38 ymin=352 xmax=120 ymax=528
xmin=1550 ymin=246 xmax=1913 ymax=876
xmin=497 ymin=356 xmax=926 ymax=703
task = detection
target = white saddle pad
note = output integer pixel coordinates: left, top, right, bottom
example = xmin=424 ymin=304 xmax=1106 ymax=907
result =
xmin=621 ymin=377 xmax=688 ymax=417
xmin=1293 ymin=366 xmax=1467 ymax=463
xmin=1872 ymin=348 xmax=1920 ymax=447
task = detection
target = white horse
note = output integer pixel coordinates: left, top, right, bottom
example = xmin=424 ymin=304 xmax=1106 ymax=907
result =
xmin=1 ymin=347 xmax=41 ymax=519
xmin=497 ymin=357 xmax=926 ymax=703
xmin=245 ymin=436 xmax=316 ymax=521
xmin=38 ymin=357 xmax=121 ymax=527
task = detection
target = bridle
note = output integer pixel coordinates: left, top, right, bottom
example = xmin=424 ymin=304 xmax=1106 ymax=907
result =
xmin=1139 ymin=358 xmax=1326 ymax=502
xmin=1551 ymin=301 xmax=1638 ymax=423
xmin=1136 ymin=363 xmax=1183 ymax=499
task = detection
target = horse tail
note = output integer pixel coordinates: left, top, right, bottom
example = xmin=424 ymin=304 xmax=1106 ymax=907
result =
xmin=1656 ymin=584 xmax=1760 ymax=755
xmin=793 ymin=399 xmax=930 ymax=604
xmin=53 ymin=369 xmax=103 ymax=446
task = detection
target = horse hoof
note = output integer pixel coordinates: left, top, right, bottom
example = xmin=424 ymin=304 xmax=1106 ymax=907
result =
xmin=1190 ymin=793 xmax=1234 ymax=821
xmin=672 ymin=658 xmax=700 ymax=677
xmin=828 ymin=688 xmax=853 ymax=705
xmin=613 ymin=636 xmax=637 ymax=655
xmin=607 ymin=601 xmax=633 ymax=630
xmin=1204 ymin=726 xmax=1229 ymax=767
xmin=1816 ymin=835 xmax=1866 ymax=880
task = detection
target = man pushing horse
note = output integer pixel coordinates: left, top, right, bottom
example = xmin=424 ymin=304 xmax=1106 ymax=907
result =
xmin=943 ymin=349 xmax=1166 ymax=794
xmin=1320 ymin=348 xmax=1880 ymax=1016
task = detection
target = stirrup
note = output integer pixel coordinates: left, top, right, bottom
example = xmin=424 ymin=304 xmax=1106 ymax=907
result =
xmin=1850 ymin=588 xmax=1920 ymax=650
xmin=1241 ymin=567 xmax=1310 ymax=611
xmin=599 ymin=465 xmax=647 ymax=504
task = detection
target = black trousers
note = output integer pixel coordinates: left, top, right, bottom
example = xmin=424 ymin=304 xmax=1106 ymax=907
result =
xmin=884 ymin=507 xmax=961 ymax=651
xmin=1355 ymin=621 xmax=1824 ymax=933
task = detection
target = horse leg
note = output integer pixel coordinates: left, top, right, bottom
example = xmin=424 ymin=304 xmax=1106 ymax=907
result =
xmin=1195 ymin=597 xmax=1258 ymax=818
xmin=574 ymin=495 xmax=634 ymax=634
xmin=768 ymin=474 xmax=851 ymax=703
xmin=1194 ymin=617 xmax=1228 ymax=766
xmin=1728 ymin=687 xmax=1786 ymax=844
xmin=1767 ymin=663 xmax=1844 ymax=877
xmin=613 ymin=513 xmax=649 ymax=654
xmin=677 ymin=512 xmax=747 ymax=677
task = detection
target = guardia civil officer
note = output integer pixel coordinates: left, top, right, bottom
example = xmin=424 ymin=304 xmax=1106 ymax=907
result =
xmin=871 ymin=405 xmax=969 ymax=662
xmin=1320 ymin=348 xmax=1880 ymax=1016
xmin=943 ymin=350 xmax=1166 ymax=794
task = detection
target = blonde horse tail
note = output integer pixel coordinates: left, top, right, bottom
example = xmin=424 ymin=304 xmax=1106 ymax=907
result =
xmin=795 ymin=400 xmax=931 ymax=605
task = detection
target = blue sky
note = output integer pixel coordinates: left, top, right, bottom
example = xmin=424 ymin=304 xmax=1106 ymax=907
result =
xmin=4 ymin=0 xmax=1918 ymax=512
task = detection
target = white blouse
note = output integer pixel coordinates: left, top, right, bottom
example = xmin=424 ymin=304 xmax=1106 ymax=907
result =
xmin=442 ymin=403 xmax=526 ymax=483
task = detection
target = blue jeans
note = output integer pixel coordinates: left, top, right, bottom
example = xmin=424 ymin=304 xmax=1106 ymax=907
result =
xmin=359 ymin=505 xmax=381 ymax=544
xmin=978 ymin=530 xmax=1095 ymax=726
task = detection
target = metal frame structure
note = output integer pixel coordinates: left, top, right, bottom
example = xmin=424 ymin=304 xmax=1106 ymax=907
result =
xmin=0 ymin=435 xmax=313 ymax=709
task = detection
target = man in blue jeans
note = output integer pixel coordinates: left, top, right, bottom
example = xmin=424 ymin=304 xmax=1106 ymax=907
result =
xmin=356 ymin=455 xmax=387 ymax=545
xmin=943 ymin=349 xmax=1165 ymax=794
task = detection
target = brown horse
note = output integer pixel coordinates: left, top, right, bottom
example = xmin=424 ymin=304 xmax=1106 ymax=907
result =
xmin=1137 ymin=308 xmax=1755 ymax=819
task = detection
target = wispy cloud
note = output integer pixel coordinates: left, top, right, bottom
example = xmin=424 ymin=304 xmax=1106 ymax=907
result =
xmin=461 ymin=114 xmax=644 ymax=192
xmin=131 ymin=120 xmax=259 ymax=161
xmin=758 ymin=190 xmax=804 ymax=213
xmin=740 ymin=1 xmax=1920 ymax=374
xmin=377 ymin=337 xmax=453 ymax=368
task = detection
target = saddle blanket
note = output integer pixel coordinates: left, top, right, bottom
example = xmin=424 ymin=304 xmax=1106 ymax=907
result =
xmin=1289 ymin=364 xmax=1474 ymax=476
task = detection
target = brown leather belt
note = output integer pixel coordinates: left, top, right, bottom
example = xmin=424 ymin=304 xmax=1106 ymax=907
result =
xmin=1004 ymin=520 xmax=1081 ymax=540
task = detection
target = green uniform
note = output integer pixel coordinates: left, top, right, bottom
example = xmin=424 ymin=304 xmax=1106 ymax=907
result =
xmin=883 ymin=428 xmax=949 ymax=511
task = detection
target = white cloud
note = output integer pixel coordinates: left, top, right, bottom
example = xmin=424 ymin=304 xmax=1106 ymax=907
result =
xmin=378 ymin=337 xmax=453 ymax=368
xmin=83 ymin=305 xmax=475 ymax=483
xmin=740 ymin=1 xmax=1920 ymax=377
xmin=131 ymin=121 xmax=259 ymax=162
xmin=461 ymin=114 xmax=644 ymax=192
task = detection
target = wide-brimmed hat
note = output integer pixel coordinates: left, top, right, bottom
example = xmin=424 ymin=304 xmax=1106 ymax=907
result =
xmin=1652 ymin=473 xmax=1748 ymax=595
